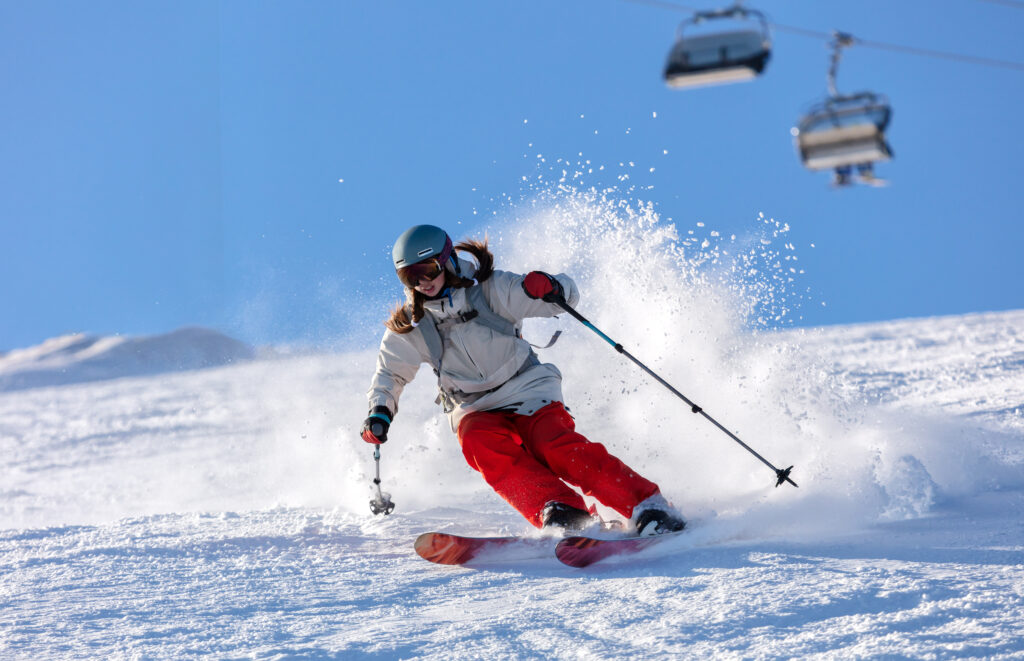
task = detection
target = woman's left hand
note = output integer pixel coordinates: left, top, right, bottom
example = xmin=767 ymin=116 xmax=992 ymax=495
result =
xmin=522 ymin=271 xmax=564 ymax=302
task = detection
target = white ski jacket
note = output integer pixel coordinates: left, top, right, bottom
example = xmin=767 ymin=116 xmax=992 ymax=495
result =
xmin=367 ymin=259 xmax=579 ymax=431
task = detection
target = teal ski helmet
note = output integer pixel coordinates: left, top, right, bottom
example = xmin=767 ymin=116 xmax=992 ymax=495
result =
xmin=392 ymin=225 xmax=452 ymax=269
xmin=392 ymin=224 xmax=458 ymax=285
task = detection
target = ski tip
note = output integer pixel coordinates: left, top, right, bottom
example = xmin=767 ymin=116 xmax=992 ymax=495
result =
xmin=414 ymin=532 xmax=466 ymax=565
xmin=414 ymin=532 xmax=547 ymax=566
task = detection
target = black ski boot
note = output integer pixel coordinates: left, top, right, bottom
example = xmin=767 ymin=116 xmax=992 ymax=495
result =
xmin=540 ymin=502 xmax=597 ymax=532
xmin=632 ymin=493 xmax=686 ymax=536
xmin=634 ymin=509 xmax=686 ymax=536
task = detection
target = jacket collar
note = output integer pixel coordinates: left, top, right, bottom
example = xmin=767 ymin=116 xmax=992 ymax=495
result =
xmin=421 ymin=257 xmax=478 ymax=317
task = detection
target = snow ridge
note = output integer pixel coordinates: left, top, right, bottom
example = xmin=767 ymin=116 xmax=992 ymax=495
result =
xmin=0 ymin=327 xmax=255 ymax=392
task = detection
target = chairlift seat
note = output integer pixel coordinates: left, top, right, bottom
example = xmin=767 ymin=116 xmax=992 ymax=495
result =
xmin=664 ymin=29 xmax=771 ymax=89
xmin=794 ymin=95 xmax=893 ymax=171
xmin=797 ymin=125 xmax=892 ymax=171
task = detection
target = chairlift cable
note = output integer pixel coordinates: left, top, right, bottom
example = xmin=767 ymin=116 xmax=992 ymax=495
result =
xmin=771 ymin=23 xmax=1024 ymax=73
xmin=619 ymin=0 xmax=1024 ymax=72
xmin=845 ymin=34 xmax=1024 ymax=72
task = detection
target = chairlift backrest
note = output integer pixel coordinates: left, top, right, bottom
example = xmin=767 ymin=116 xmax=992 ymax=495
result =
xmin=671 ymin=29 xmax=768 ymax=68
xmin=664 ymin=6 xmax=772 ymax=89
xmin=798 ymin=94 xmax=891 ymax=134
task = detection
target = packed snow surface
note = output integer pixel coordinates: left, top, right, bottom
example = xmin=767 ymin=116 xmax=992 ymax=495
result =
xmin=2 ymin=195 xmax=1023 ymax=659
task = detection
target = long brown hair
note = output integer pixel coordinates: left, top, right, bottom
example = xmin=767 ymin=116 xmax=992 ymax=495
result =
xmin=385 ymin=238 xmax=495 ymax=333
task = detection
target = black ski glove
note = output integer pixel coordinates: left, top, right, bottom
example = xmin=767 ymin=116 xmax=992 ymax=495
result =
xmin=361 ymin=406 xmax=393 ymax=444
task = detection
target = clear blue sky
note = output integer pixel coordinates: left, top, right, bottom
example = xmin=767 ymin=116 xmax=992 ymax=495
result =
xmin=2 ymin=0 xmax=1022 ymax=351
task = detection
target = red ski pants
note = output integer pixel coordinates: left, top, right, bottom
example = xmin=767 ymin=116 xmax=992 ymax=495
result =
xmin=457 ymin=401 xmax=659 ymax=527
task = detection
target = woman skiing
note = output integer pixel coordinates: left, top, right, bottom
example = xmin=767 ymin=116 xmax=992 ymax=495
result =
xmin=361 ymin=224 xmax=685 ymax=535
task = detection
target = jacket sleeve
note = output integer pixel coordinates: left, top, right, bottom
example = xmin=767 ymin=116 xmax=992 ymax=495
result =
xmin=485 ymin=269 xmax=580 ymax=322
xmin=366 ymin=329 xmax=425 ymax=417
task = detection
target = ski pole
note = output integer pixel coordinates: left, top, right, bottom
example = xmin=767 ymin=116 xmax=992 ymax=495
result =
xmin=369 ymin=445 xmax=396 ymax=515
xmin=552 ymin=296 xmax=797 ymax=488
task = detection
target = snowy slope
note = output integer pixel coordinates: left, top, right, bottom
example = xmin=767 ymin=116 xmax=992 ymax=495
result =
xmin=2 ymin=195 xmax=1023 ymax=659
xmin=0 ymin=327 xmax=255 ymax=392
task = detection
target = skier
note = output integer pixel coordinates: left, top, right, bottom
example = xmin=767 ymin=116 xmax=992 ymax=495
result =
xmin=361 ymin=224 xmax=685 ymax=535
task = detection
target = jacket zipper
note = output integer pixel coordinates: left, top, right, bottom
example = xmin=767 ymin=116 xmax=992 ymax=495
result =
xmin=451 ymin=324 xmax=487 ymax=380
xmin=432 ymin=292 xmax=487 ymax=381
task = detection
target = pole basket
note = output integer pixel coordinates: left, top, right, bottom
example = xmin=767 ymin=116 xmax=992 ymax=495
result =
xmin=370 ymin=493 xmax=395 ymax=516
xmin=775 ymin=466 xmax=798 ymax=488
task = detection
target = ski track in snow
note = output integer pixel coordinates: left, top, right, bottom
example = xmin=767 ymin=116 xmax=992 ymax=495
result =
xmin=4 ymin=503 xmax=1023 ymax=659
xmin=2 ymin=190 xmax=1024 ymax=660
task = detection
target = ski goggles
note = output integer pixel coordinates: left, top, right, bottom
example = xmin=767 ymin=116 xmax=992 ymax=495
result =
xmin=397 ymin=258 xmax=445 ymax=288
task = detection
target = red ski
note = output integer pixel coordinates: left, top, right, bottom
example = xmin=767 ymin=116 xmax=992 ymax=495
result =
xmin=414 ymin=532 xmax=555 ymax=566
xmin=555 ymin=531 xmax=686 ymax=568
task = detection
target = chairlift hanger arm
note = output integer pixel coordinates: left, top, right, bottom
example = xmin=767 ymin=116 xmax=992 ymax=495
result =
xmin=827 ymin=30 xmax=858 ymax=98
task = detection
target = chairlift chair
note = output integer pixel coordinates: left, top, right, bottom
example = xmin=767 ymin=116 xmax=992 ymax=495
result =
xmin=793 ymin=92 xmax=893 ymax=173
xmin=664 ymin=5 xmax=772 ymax=89
xmin=793 ymin=32 xmax=894 ymax=186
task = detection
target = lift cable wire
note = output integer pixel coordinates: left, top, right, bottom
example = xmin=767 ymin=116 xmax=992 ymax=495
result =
xmin=621 ymin=0 xmax=1024 ymax=72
